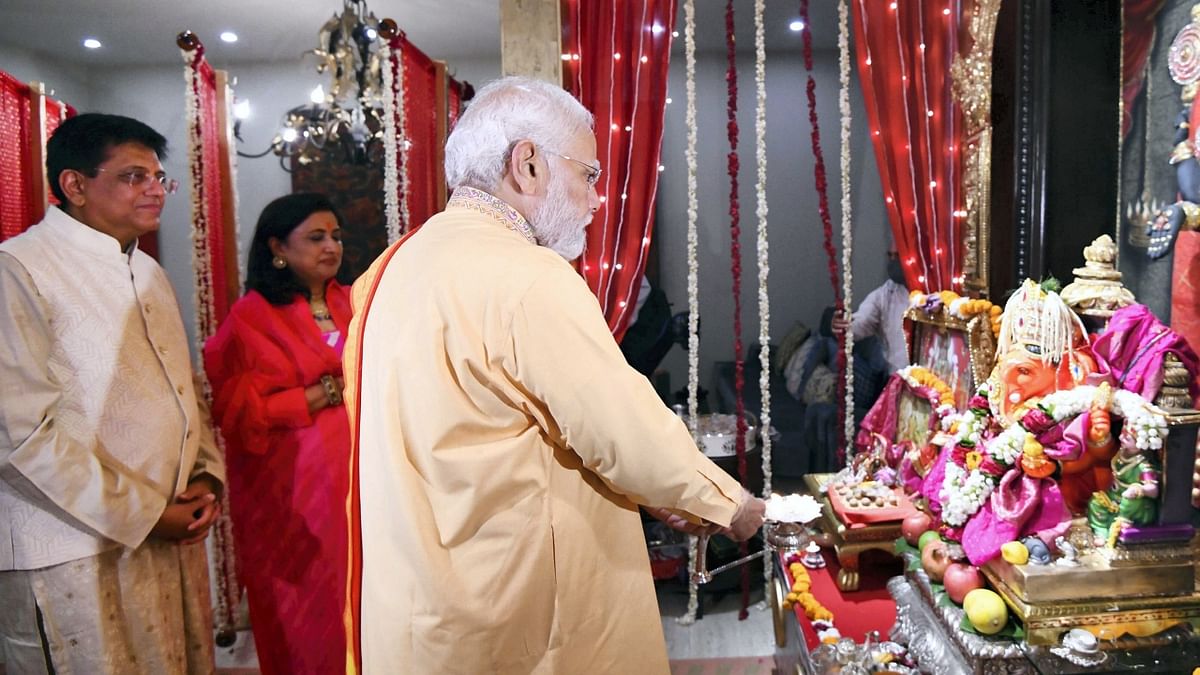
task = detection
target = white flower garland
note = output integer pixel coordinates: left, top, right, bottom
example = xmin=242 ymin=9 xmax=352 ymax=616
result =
xmin=837 ymin=0 xmax=855 ymax=459
xmin=752 ymin=0 xmax=773 ymax=611
xmin=680 ymin=0 xmax=702 ymax=627
xmin=381 ymin=42 xmax=404 ymax=243
xmin=939 ymin=384 xmax=1170 ymax=527
xmin=181 ymin=44 xmax=240 ymax=638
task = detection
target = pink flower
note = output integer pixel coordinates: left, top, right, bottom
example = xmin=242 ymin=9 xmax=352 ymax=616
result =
xmin=1021 ymin=409 xmax=1054 ymax=434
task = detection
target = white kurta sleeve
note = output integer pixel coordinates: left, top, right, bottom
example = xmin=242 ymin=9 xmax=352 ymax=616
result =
xmin=506 ymin=267 xmax=742 ymax=527
xmin=0 ymin=253 xmax=167 ymax=549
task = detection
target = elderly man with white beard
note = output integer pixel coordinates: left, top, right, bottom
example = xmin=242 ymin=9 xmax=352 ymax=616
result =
xmin=342 ymin=76 xmax=765 ymax=674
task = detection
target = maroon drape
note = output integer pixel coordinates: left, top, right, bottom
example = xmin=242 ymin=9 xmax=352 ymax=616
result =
xmin=0 ymin=70 xmax=33 ymax=243
xmin=853 ymin=0 xmax=965 ymax=293
xmin=1123 ymin=0 xmax=1167 ymax=138
xmin=562 ymin=0 xmax=677 ymax=341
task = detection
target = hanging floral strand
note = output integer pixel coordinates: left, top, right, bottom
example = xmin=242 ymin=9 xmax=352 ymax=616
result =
xmin=837 ymin=0 xmax=856 ymax=457
xmin=181 ymin=41 xmax=240 ymax=642
xmin=752 ymin=0 xmax=774 ymax=611
xmin=680 ymin=0 xmax=702 ymax=627
xmin=381 ymin=39 xmax=408 ymax=243
xmin=799 ymin=0 xmax=848 ymax=463
xmin=723 ymin=0 xmax=752 ymax=622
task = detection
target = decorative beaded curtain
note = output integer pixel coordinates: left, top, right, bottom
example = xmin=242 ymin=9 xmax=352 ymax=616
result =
xmin=0 ymin=71 xmax=32 ymax=242
xmin=562 ymin=0 xmax=678 ymax=342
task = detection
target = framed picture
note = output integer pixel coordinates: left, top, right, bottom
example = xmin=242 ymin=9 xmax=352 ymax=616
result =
xmin=904 ymin=307 xmax=997 ymax=410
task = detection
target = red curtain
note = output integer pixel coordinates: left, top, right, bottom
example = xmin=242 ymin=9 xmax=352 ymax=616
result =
xmin=386 ymin=35 xmax=444 ymax=233
xmin=1122 ymin=0 xmax=1167 ymax=139
xmin=401 ymin=36 xmax=440 ymax=229
xmin=853 ymin=0 xmax=965 ymax=293
xmin=562 ymin=0 xmax=678 ymax=341
xmin=42 ymin=96 xmax=75 ymax=212
xmin=0 ymin=70 xmax=33 ymax=243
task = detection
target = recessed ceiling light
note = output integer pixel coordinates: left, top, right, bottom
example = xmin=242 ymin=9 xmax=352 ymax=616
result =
xmin=789 ymin=20 xmax=806 ymax=32
xmin=220 ymin=31 xmax=238 ymax=43
xmin=82 ymin=37 xmax=102 ymax=49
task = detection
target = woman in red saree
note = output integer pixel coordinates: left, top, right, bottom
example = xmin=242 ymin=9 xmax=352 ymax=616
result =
xmin=204 ymin=193 xmax=350 ymax=674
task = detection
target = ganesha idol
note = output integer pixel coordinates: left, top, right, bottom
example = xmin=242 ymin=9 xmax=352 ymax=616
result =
xmin=919 ymin=280 xmax=1118 ymax=565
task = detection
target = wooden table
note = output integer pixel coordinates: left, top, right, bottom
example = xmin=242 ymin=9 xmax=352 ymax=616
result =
xmin=802 ymin=473 xmax=903 ymax=592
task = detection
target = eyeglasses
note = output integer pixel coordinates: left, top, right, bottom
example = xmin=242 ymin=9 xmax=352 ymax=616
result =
xmin=93 ymin=167 xmax=180 ymax=195
xmin=552 ymin=152 xmax=602 ymax=187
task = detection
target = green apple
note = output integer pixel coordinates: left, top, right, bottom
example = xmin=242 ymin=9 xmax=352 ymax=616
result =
xmin=918 ymin=530 xmax=941 ymax=552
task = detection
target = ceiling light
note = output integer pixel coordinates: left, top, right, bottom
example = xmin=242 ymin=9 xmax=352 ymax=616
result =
xmin=789 ymin=20 xmax=805 ymax=32
xmin=82 ymin=38 xmax=102 ymax=49
xmin=220 ymin=31 xmax=238 ymax=43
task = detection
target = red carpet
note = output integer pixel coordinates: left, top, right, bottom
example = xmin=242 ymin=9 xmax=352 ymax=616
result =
xmin=785 ymin=548 xmax=900 ymax=648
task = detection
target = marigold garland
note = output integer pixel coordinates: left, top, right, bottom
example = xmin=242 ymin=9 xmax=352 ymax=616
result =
xmin=777 ymin=557 xmax=835 ymax=624
xmin=909 ymin=289 xmax=1003 ymax=337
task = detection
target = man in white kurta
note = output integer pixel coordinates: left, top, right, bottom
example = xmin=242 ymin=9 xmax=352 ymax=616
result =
xmin=0 ymin=114 xmax=225 ymax=674
xmin=345 ymin=78 xmax=765 ymax=674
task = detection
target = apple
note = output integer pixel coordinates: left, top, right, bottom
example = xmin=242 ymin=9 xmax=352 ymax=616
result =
xmin=943 ymin=562 xmax=985 ymax=604
xmin=901 ymin=511 xmax=934 ymax=545
xmin=921 ymin=540 xmax=951 ymax=582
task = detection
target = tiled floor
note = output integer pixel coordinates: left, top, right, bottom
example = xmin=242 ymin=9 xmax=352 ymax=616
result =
xmin=212 ymin=582 xmax=775 ymax=672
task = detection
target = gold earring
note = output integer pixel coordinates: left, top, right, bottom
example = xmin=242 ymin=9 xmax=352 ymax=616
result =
xmin=272 ymin=256 xmax=287 ymax=269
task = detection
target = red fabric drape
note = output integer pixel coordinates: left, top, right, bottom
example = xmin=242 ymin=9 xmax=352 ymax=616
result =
xmin=401 ymin=37 xmax=439 ymax=229
xmin=562 ymin=0 xmax=677 ymax=341
xmin=853 ymin=0 xmax=965 ymax=294
xmin=1123 ymin=0 xmax=1167 ymax=139
xmin=41 ymin=97 xmax=74 ymax=213
xmin=0 ymin=70 xmax=33 ymax=243
xmin=386 ymin=35 xmax=443 ymax=233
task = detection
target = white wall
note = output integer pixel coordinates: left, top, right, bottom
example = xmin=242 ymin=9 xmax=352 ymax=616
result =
xmin=0 ymin=44 xmax=93 ymax=110
xmin=655 ymin=49 xmax=888 ymax=393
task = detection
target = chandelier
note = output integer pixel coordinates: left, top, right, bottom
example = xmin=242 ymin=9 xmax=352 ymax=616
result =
xmin=239 ymin=0 xmax=398 ymax=167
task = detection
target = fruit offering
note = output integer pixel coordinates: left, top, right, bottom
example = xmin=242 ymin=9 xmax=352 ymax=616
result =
xmin=964 ymin=588 xmax=1008 ymax=635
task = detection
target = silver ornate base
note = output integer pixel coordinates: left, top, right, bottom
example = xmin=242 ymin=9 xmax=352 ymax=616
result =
xmin=889 ymin=553 xmax=1200 ymax=674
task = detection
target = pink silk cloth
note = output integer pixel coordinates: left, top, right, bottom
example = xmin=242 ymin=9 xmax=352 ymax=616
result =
xmin=1092 ymin=303 xmax=1200 ymax=405
xmin=204 ymin=282 xmax=352 ymax=675
xmin=961 ymin=470 xmax=1070 ymax=566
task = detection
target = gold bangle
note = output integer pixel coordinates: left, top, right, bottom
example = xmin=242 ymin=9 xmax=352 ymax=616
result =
xmin=320 ymin=375 xmax=342 ymax=406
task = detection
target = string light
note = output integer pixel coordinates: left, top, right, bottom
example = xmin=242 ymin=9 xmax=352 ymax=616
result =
xmin=658 ymin=164 xmax=666 ymax=172
xmin=613 ymin=52 xmax=622 ymax=60
xmin=651 ymin=23 xmax=665 ymax=34
xmin=640 ymin=55 xmax=649 ymax=64
xmin=624 ymin=125 xmax=633 ymax=131
xmin=572 ymin=54 xmax=580 ymax=61
xmin=611 ymin=123 xmax=620 ymax=131
xmin=620 ymin=193 xmax=628 ymax=199
xmin=614 ymin=262 xmax=623 ymax=270
xmin=666 ymin=97 xmax=673 ymax=104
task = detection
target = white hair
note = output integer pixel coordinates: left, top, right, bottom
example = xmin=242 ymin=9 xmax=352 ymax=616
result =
xmin=444 ymin=76 xmax=594 ymax=191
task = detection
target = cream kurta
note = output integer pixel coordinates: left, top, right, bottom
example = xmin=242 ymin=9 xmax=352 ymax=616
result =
xmin=346 ymin=188 xmax=744 ymax=674
xmin=0 ymin=208 xmax=225 ymax=673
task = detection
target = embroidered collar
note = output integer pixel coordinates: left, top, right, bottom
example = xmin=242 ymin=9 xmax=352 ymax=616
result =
xmin=447 ymin=187 xmax=537 ymax=245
